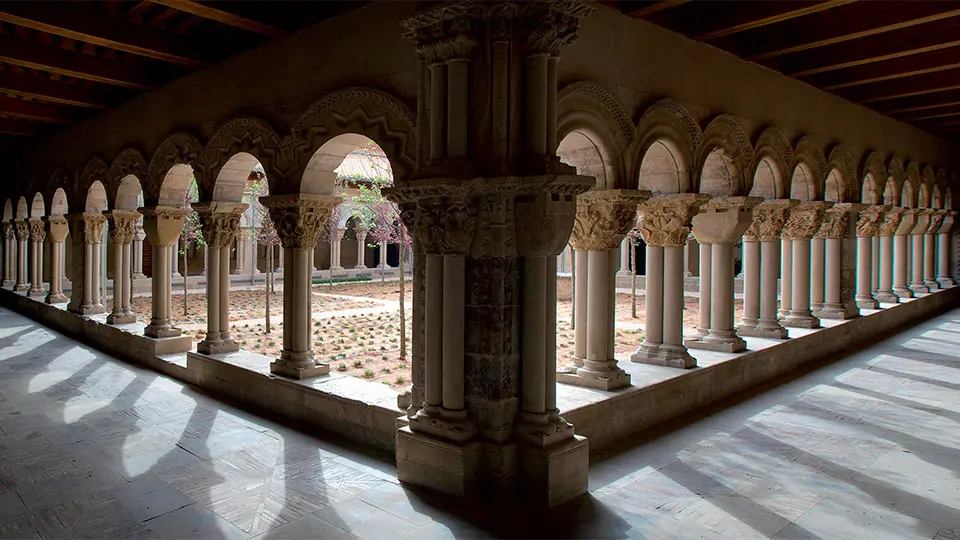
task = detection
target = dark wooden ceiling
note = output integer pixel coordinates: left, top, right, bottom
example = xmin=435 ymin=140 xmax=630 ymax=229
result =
xmin=0 ymin=0 xmax=367 ymax=154
xmin=612 ymin=0 xmax=960 ymax=141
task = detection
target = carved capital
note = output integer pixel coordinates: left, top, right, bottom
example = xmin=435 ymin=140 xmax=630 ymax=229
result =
xmin=908 ymin=208 xmax=934 ymax=235
xmin=569 ymin=189 xmax=651 ymax=251
xmin=2 ymin=222 xmax=13 ymax=241
xmin=260 ymin=194 xmax=342 ymax=250
xmin=691 ymin=196 xmax=762 ymax=245
xmin=638 ymin=193 xmax=711 ymax=247
xmin=746 ymin=199 xmax=798 ymax=242
xmin=81 ymin=214 xmax=107 ymax=244
xmin=106 ymin=210 xmax=139 ymax=245
xmin=782 ymin=202 xmax=833 ymax=240
xmin=815 ymin=203 xmax=859 ymax=239
xmin=926 ymin=210 xmax=947 ymax=235
xmin=878 ymin=207 xmax=906 ymax=237
xmin=894 ymin=208 xmax=919 ymax=236
xmin=43 ymin=215 xmax=69 ymax=243
xmin=856 ymin=205 xmax=887 ymax=238
xmin=194 ymin=202 xmax=248 ymax=248
xmin=27 ymin=218 xmax=46 ymax=243
xmin=936 ymin=210 xmax=956 ymax=235
xmin=12 ymin=219 xmax=29 ymax=242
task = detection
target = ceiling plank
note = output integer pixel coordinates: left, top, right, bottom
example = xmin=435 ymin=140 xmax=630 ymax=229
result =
xmin=834 ymin=67 xmax=960 ymax=104
xmin=625 ymin=0 xmax=690 ymax=18
xmin=147 ymin=0 xmax=289 ymax=38
xmin=732 ymin=1 xmax=960 ymax=61
xmin=0 ymin=70 xmax=118 ymax=109
xmin=0 ymin=34 xmax=160 ymax=90
xmin=899 ymin=105 xmax=960 ymax=122
xmin=0 ymin=95 xmax=77 ymax=123
xmin=0 ymin=116 xmax=43 ymax=136
xmin=772 ymin=18 xmax=960 ymax=77
xmin=800 ymin=46 xmax=960 ymax=90
xmin=694 ymin=0 xmax=855 ymax=41
xmin=874 ymin=89 xmax=960 ymax=114
xmin=0 ymin=2 xmax=207 ymax=67
xmin=124 ymin=0 xmax=154 ymax=23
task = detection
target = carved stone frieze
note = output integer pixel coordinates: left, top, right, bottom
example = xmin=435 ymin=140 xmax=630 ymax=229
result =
xmin=13 ymin=220 xmax=29 ymax=242
xmin=878 ymin=207 xmax=906 ymax=237
xmin=816 ymin=203 xmax=859 ymax=239
xmin=637 ymin=194 xmax=711 ymax=247
xmin=856 ymin=206 xmax=887 ymax=238
xmin=82 ymin=213 xmax=107 ymax=244
xmin=106 ymin=210 xmax=139 ymax=245
xmin=568 ymin=189 xmax=650 ymax=251
xmin=194 ymin=203 xmax=248 ymax=248
xmin=260 ymin=194 xmax=342 ymax=250
xmin=744 ymin=199 xmax=798 ymax=242
xmin=782 ymin=202 xmax=833 ymax=240
xmin=27 ymin=219 xmax=46 ymax=243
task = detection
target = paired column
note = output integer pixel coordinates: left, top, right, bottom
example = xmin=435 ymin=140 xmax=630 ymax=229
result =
xmin=195 ymin=203 xmax=247 ymax=354
xmin=65 ymin=213 xmax=106 ymax=315
xmin=855 ymin=206 xmax=885 ymax=309
xmin=2 ymin=223 xmax=14 ymax=287
xmin=261 ymin=194 xmax=339 ymax=378
xmin=234 ymin=227 xmax=249 ymax=274
xmin=686 ymin=197 xmax=761 ymax=353
xmin=141 ymin=206 xmax=190 ymax=338
xmin=893 ymin=209 xmax=917 ymax=298
xmin=814 ymin=203 xmax=858 ymax=319
xmin=105 ymin=211 xmax=138 ymax=324
xmin=875 ymin=208 xmax=904 ymax=303
xmin=909 ymin=209 xmax=934 ymax=293
xmin=355 ymin=228 xmax=369 ymax=269
xmin=170 ymin=238 xmax=180 ymax=277
xmin=27 ymin=219 xmax=46 ymax=297
xmin=132 ymin=222 xmax=146 ymax=278
xmin=559 ymin=190 xmax=649 ymax=390
xmin=782 ymin=202 xmax=832 ymax=329
xmin=739 ymin=199 xmax=797 ymax=339
xmin=924 ymin=211 xmax=945 ymax=290
xmin=937 ymin=211 xmax=956 ymax=288
xmin=12 ymin=219 xmax=29 ymax=292
xmin=378 ymin=242 xmax=389 ymax=268
xmin=631 ymin=193 xmax=711 ymax=368
xmin=331 ymin=228 xmax=345 ymax=270
xmin=44 ymin=216 xmax=69 ymax=303
xmin=617 ymin=237 xmax=631 ymax=276
xmin=778 ymin=237 xmax=793 ymax=318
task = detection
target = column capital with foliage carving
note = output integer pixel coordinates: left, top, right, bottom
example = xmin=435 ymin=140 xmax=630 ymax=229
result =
xmin=568 ymin=189 xmax=650 ymax=252
xmin=744 ymin=199 xmax=799 ymax=242
xmin=782 ymin=201 xmax=833 ymax=240
xmin=637 ymin=193 xmax=711 ymax=247
xmin=259 ymin=194 xmax=341 ymax=250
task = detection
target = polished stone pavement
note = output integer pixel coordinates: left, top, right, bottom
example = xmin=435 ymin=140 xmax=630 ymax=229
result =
xmin=0 ymin=305 xmax=959 ymax=539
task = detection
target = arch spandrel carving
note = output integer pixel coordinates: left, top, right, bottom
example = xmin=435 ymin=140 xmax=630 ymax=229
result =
xmin=825 ymin=144 xmax=858 ymax=203
xmin=750 ymin=126 xmax=793 ymax=198
xmin=199 ymin=117 xmax=282 ymax=201
xmin=108 ymin=147 xmax=148 ymax=208
xmin=695 ymin=114 xmax=753 ymax=196
xmin=282 ymin=87 xmax=416 ymax=195
xmin=147 ymin=132 xmax=203 ymax=205
xmin=632 ymin=98 xmax=701 ymax=194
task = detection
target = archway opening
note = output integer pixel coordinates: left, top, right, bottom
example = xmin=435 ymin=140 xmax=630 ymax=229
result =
xmin=51 ymin=188 xmax=68 ymax=216
xmin=883 ymin=178 xmax=898 ymax=205
xmin=85 ymin=182 xmax=107 ymax=213
xmin=639 ymin=140 xmax=685 ymax=195
xmin=901 ymin=182 xmax=915 ymax=208
xmin=699 ymin=147 xmax=736 ymax=197
xmin=918 ymin=184 xmax=931 ymax=208
xmin=825 ymin=169 xmax=843 ymax=203
xmin=790 ymin=163 xmax=815 ymax=201
xmin=116 ymin=175 xmax=143 ymax=211
xmin=30 ymin=193 xmax=45 ymax=219
xmin=557 ymin=130 xmax=607 ymax=187
xmin=158 ymin=164 xmax=194 ymax=207
xmin=16 ymin=197 xmax=28 ymax=219
xmin=750 ymin=157 xmax=781 ymax=199
xmin=861 ymin=174 xmax=878 ymax=205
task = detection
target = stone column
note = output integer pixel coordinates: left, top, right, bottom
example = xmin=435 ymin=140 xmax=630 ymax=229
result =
xmin=893 ymin=208 xmax=917 ymax=298
xmin=195 ymin=202 xmax=247 ymax=354
xmin=105 ymin=211 xmax=138 ymax=324
xmin=855 ymin=206 xmax=885 ymax=309
xmin=686 ymin=197 xmax=761 ymax=353
xmin=331 ymin=228 xmax=345 ymax=270
xmin=631 ymin=194 xmax=711 ymax=367
xmin=170 ymin=238 xmax=179 ymax=277
xmin=782 ymin=202 xmax=832 ymax=328
xmin=43 ymin=216 xmax=69 ymax=303
xmin=871 ymin=234 xmax=879 ymax=295
xmin=923 ymin=210 xmax=944 ymax=290
xmin=65 ymin=213 xmax=106 ymax=315
xmin=778 ymin=237 xmax=793 ymax=318
xmin=875 ymin=208 xmax=903 ymax=303
xmin=909 ymin=209 xmax=933 ymax=293
xmin=559 ymin=190 xmax=649 ymax=390
xmin=132 ymin=223 xmax=146 ymax=279
xmin=685 ymin=235 xmax=699 ymax=276
xmin=378 ymin=241 xmax=389 ymax=269
xmin=739 ymin=233 xmax=760 ymax=330
xmin=2 ymin=223 xmax=14 ymax=287
xmin=234 ymin=228 xmax=249 ymax=274
xmin=696 ymin=241 xmax=711 ymax=336
xmin=740 ymin=199 xmax=797 ymax=339
xmin=810 ymin=237 xmax=824 ymax=311
xmin=617 ymin=237 xmax=631 ymax=276
xmin=356 ymin=228 xmax=369 ymax=269
xmin=937 ymin=211 xmax=956 ymax=288
xmin=261 ymin=194 xmax=339 ymax=377
xmin=815 ymin=203 xmax=858 ymax=319
xmin=141 ymin=206 xmax=190 ymax=338
xmin=12 ymin=219 xmax=29 ymax=292
xmin=27 ymin=219 xmax=46 ymax=297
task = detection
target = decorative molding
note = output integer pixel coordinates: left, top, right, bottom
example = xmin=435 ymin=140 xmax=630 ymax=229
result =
xmin=260 ymin=194 xmax=342 ymax=250
xmin=637 ymin=193 xmax=711 ymax=247
xmin=558 ymin=81 xmax=635 ymax=149
xmin=569 ymin=189 xmax=649 ymax=251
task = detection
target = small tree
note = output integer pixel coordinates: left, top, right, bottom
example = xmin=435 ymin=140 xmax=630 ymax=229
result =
xmin=627 ymin=227 xmax=642 ymax=318
xmin=180 ymin=178 xmax=204 ymax=317
xmin=325 ymin=203 xmax=342 ymax=292
xmin=245 ymin=168 xmax=279 ymax=333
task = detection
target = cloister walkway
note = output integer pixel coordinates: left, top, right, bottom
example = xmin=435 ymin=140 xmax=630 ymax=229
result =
xmin=0 ymin=303 xmax=958 ymax=539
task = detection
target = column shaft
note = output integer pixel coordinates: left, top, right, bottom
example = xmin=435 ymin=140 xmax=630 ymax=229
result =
xmin=938 ymin=233 xmax=955 ymax=287
xmin=441 ymin=254 xmax=465 ymax=413
xmin=572 ymin=249 xmax=588 ymax=363
xmin=893 ymin=235 xmax=912 ymax=298
xmin=779 ymin=238 xmax=792 ymax=317
xmin=856 ymin=236 xmax=876 ymax=308
xmin=697 ymin=242 xmax=711 ymax=335
xmin=642 ymin=245 xmax=663 ymax=346
xmin=662 ymin=246 xmax=686 ymax=349
xmin=784 ymin=238 xmax=819 ymax=328
xmin=741 ymin=239 xmax=760 ymax=327
xmin=521 ymin=256 xmax=547 ymax=416
xmin=924 ymin=233 xmax=937 ymax=288
xmin=424 ymin=254 xmax=443 ymax=410
xmin=810 ymin=237 xmax=824 ymax=310
xmin=910 ymin=234 xmax=927 ymax=292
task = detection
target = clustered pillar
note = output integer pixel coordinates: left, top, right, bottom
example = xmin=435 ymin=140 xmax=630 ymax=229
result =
xmin=140 ymin=206 xmax=190 ymax=338
xmin=855 ymin=206 xmax=885 ymax=309
xmin=909 ymin=209 xmax=933 ymax=293
xmin=739 ymin=199 xmax=797 ymax=339
xmin=631 ymin=194 xmax=710 ymax=368
xmin=105 ymin=211 xmax=138 ymax=324
xmin=686 ymin=197 xmax=761 ymax=353
xmin=2 ymin=222 xmax=15 ymax=288
xmin=924 ymin=211 xmax=945 ymax=290
xmin=27 ymin=218 xmax=46 ymax=297
xmin=43 ymin=216 xmax=69 ymax=303
xmin=875 ymin=208 xmax=904 ymax=303
xmin=560 ymin=190 xmax=649 ymax=390
xmin=195 ymin=203 xmax=247 ymax=354
xmin=893 ymin=209 xmax=917 ymax=298
xmin=937 ymin=211 xmax=956 ymax=288
xmin=814 ymin=204 xmax=859 ymax=320
xmin=782 ymin=202 xmax=832 ymax=329
xmin=13 ymin=219 xmax=29 ymax=292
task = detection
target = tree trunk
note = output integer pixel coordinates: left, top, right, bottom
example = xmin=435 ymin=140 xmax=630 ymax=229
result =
xmin=631 ymin=238 xmax=638 ymax=318
xmin=265 ymin=243 xmax=272 ymax=334
xmin=570 ymin=243 xmax=575 ymax=329
xmin=329 ymin=238 xmax=334 ymax=292
xmin=183 ymin=247 xmax=188 ymax=317
xmin=381 ymin=243 xmax=386 ymax=284
xmin=399 ymin=243 xmax=406 ymax=360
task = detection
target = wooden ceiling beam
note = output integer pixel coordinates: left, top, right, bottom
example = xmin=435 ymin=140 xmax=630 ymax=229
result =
xmin=835 ymin=68 xmax=960 ymax=104
xmin=625 ymin=0 xmax=690 ymax=18
xmin=147 ymin=0 xmax=289 ymax=38
xmin=0 ymin=70 xmax=117 ymax=109
xmin=0 ymin=95 xmax=77 ymax=123
xmin=0 ymin=2 xmax=208 ymax=67
xmin=801 ymin=46 xmax=960 ymax=90
xmin=0 ymin=34 xmax=159 ymax=90
xmin=874 ymin=89 xmax=960 ymax=115
xmin=694 ymin=0 xmax=855 ymax=41
xmin=899 ymin=106 xmax=960 ymax=122
xmin=0 ymin=116 xmax=43 ymax=136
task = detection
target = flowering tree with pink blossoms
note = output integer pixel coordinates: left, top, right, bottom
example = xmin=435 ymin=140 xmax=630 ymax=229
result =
xmin=179 ymin=177 xmax=204 ymax=316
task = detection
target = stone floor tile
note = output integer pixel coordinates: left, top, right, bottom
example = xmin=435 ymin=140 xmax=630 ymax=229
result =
xmin=112 ymin=474 xmax=195 ymax=522
xmin=142 ymin=503 xmax=247 ymax=540
xmin=16 ymin=465 xmax=127 ymax=512
xmin=0 ymin=490 xmax=27 ymax=524
xmin=250 ymin=513 xmax=362 ymax=540
xmin=779 ymin=494 xmax=943 ymax=540
xmin=313 ymin=497 xmax=422 ymax=540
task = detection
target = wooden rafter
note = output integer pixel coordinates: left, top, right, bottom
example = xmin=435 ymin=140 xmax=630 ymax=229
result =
xmin=801 ymin=46 xmax=960 ymax=91
xmin=694 ymin=0 xmax=855 ymax=41
xmin=0 ymin=116 xmax=43 ymax=136
xmin=0 ymin=95 xmax=76 ymax=123
xmin=625 ymin=0 xmax=689 ymax=18
xmin=0 ymin=70 xmax=116 ymax=109
xmin=147 ymin=0 xmax=289 ymax=38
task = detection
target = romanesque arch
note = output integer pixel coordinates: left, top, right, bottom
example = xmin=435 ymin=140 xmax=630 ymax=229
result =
xmin=147 ymin=132 xmax=203 ymax=206
xmin=920 ymin=166 xmax=937 ymax=208
xmin=80 ymin=157 xmax=110 ymax=211
xmin=200 ymin=117 xmax=281 ymax=202
xmin=695 ymin=114 xmax=752 ymax=197
xmin=30 ymin=193 xmax=45 ymax=218
xmin=903 ymin=161 xmax=921 ymax=208
xmin=108 ymin=148 xmax=148 ymax=209
xmin=860 ymin=151 xmax=886 ymax=205
xmin=86 ymin=181 xmax=108 ymax=213
xmin=557 ymin=81 xmax=634 ymax=190
xmin=50 ymin=188 xmax=68 ymax=215
xmin=284 ymin=87 xmax=416 ymax=195
xmin=749 ymin=126 xmax=792 ymax=199
xmin=633 ymin=99 xmax=700 ymax=194
xmin=789 ymin=135 xmax=826 ymax=201
xmin=116 ymin=176 xmax=143 ymax=211
xmin=2 ymin=199 xmax=12 ymax=221
xmin=15 ymin=197 xmax=28 ymax=219
xmin=825 ymin=144 xmax=856 ymax=203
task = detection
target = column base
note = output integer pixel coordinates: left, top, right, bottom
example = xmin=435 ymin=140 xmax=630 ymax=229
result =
xmin=630 ymin=343 xmax=696 ymax=369
xmin=13 ymin=283 xmax=30 ymax=292
xmin=270 ymin=357 xmax=330 ymax=379
xmin=396 ymin=426 xmax=483 ymax=500
xmin=738 ymin=322 xmax=789 ymax=339
xmin=777 ymin=308 xmax=791 ymax=319
xmin=81 ymin=304 xmax=105 ymax=315
xmin=855 ymin=296 xmax=879 ymax=310
xmin=909 ymin=281 xmax=929 ymax=294
xmin=28 ymin=288 xmax=45 ymax=298
xmin=133 ymin=273 xmax=146 ymax=279
xmin=938 ymin=276 xmax=956 ymax=288
xmin=893 ymin=286 xmax=914 ymax=299
xmin=783 ymin=311 xmax=821 ymax=329
xmin=197 ymin=338 xmax=240 ymax=355
xmin=557 ymin=366 xmax=631 ymax=391
xmin=924 ymin=280 xmax=941 ymax=291
xmin=144 ymin=323 xmax=182 ymax=339
xmin=814 ymin=303 xmax=858 ymax=320
xmin=2 ymin=279 xmax=14 ymax=288
xmin=139 ymin=334 xmax=192 ymax=356
xmin=875 ymin=290 xmax=900 ymax=303
xmin=354 ymin=265 xmax=368 ymax=270
xmin=684 ymin=334 xmax=747 ymax=353
xmin=106 ymin=312 xmax=137 ymax=325
xmin=45 ymin=293 xmax=68 ymax=304
xmin=516 ymin=434 xmax=589 ymax=508
xmin=810 ymin=302 xmax=824 ymax=311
